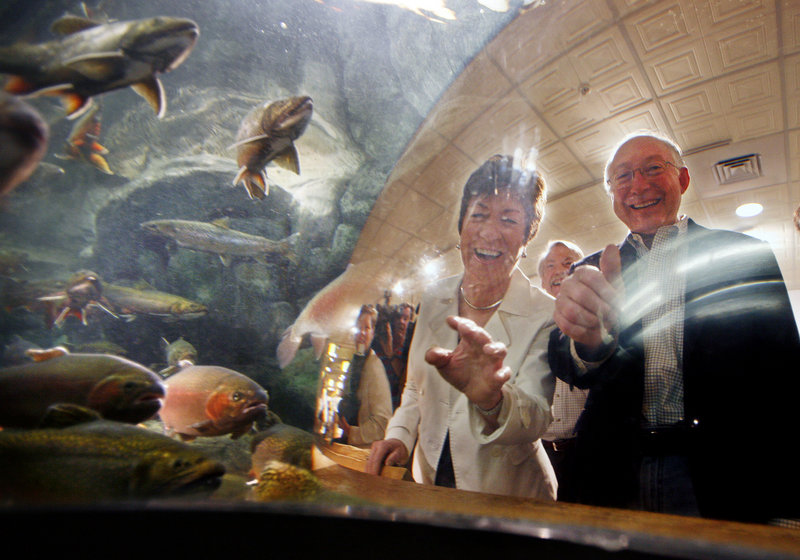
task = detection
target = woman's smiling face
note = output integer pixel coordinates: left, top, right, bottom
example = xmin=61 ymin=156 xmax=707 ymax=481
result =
xmin=459 ymin=191 xmax=529 ymax=282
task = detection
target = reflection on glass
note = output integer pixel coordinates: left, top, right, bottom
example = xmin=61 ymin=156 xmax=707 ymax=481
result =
xmin=0 ymin=0 xmax=799 ymax=555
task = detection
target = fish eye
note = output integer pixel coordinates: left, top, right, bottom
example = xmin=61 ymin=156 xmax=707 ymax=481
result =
xmin=231 ymin=391 xmax=243 ymax=402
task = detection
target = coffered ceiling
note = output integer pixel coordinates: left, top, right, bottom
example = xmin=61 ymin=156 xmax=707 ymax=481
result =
xmin=348 ymin=0 xmax=800 ymax=305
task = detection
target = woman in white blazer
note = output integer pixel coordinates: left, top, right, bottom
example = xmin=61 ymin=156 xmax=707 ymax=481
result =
xmin=366 ymin=155 xmax=557 ymax=500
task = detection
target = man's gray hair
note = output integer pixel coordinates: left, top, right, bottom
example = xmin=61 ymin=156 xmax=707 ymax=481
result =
xmin=603 ymin=132 xmax=685 ymax=194
xmin=537 ymin=239 xmax=584 ymax=277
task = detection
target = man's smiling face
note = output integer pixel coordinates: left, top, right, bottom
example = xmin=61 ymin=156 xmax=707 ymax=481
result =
xmin=608 ymin=136 xmax=689 ymax=235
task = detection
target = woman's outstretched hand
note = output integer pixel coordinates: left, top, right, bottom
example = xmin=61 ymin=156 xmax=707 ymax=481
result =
xmin=425 ymin=315 xmax=510 ymax=412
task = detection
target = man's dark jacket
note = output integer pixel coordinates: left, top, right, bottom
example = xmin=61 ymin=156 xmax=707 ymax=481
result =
xmin=548 ymin=220 xmax=800 ymax=522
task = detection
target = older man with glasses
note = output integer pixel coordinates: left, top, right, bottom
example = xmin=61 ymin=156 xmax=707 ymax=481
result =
xmin=548 ymin=133 xmax=800 ymax=523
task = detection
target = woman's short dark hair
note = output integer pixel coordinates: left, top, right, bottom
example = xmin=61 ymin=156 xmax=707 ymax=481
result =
xmin=458 ymin=154 xmax=546 ymax=242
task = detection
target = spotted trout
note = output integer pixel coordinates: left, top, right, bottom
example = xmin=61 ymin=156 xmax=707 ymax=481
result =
xmin=0 ymin=348 xmax=165 ymax=428
xmin=230 ymin=95 xmax=313 ymax=200
xmin=0 ymin=407 xmax=225 ymax=504
xmin=141 ymin=217 xmax=299 ymax=266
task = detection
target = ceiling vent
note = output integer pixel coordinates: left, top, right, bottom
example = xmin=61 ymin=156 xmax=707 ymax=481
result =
xmin=712 ymin=153 xmax=762 ymax=185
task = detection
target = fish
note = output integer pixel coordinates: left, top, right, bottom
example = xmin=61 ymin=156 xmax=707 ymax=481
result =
xmin=158 ymin=336 xmax=198 ymax=376
xmin=0 ymin=15 xmax=199 ymax=118
xmin=230 ymin=95 xmax=313 ymax=200
xmin=141 ymin=217 xmax=299 ymax=267
xmin=163 ymin=337 xmax=198 ymax=367
xmin=55 ymin=101 xmax=113 ymax=174
xmin=159 ymin=364 xmax=269 ymax=441
xmin=36 ymin=270 xmax=117 ymax=327
xmin=0 ymin=347 xmax=165 ymax=428
xmin=102 ymin=282 xmax=208 ymax=321
xmin=0 ymin=92 xmax=49 ymax=198
xmin=0 ymin=405 xmax=225 ymax=504
xmin=250 ymin=423 xmax=314 ymax=477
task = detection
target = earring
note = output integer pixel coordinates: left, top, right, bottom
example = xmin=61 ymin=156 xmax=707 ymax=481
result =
xmin=456 ymin=244 xmax=461 ymax=249
xmin=521 ymin=248 xmax=527 ymax=258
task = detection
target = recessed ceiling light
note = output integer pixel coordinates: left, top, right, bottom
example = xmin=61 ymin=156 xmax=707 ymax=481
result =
xmin=735 ymin=202 xmax=763 ymax=217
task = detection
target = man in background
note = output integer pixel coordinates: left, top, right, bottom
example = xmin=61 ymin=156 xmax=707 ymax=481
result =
xmin=537 ymin=240 xmax=588 ymax=503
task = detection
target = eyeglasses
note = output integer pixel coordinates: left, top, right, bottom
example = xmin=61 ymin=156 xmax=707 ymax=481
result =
xmin=607 ymin=161 xmax=680 ymax=190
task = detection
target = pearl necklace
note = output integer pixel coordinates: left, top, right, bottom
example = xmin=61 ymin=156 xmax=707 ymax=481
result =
xmin=460 ymin=286 xmax=503 ymax=311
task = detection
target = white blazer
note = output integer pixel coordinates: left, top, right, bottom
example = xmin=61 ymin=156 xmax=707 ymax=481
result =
xmin=385 ymin=268 xmax=557 ymax=500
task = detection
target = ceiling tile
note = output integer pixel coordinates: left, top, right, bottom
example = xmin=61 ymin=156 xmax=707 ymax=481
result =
xmin=624 ymin=1 xmax=702 ymax=57
xmin=642 ymin=44 xmax=714 ymax=94
xmin=715 ymin=62 xmax=780 ymax=110
xmin=427 ymin=52 xmax=512 ymax=141
xmin=568 ymin=27 xmax=637 ymax=82
xmin=408 ymin=145 xmax=474 ymax=208
xmin=782 ymin=0 xmax=800 ymax=54
xmin=536 ymin=143 xmax=594 ymax=195
xmin=727 ymin=101 xmax=783 ymax=141
xmin=451 ymin=90 xmax=556 ymax=162
xmin=703 ymin=16 xmax=778 ymax=75
xmin=661 ymin=82 xmax=723 ymax=127
xmin=695 ymin=0 xmax=775 ymax=35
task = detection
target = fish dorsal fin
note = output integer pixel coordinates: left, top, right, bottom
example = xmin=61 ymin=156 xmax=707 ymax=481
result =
xmin=227 ymin=133 xmax=271 ymax=151
xmin=211 ymin=217 xmax=231 ymax=229
xmin=25 ymin=346 xmax=70 ymax=362
xmin=272 ymin=144 xmax=300 ymax=174
xmin=63 ymin=52 xmax=127 ymax=80
xmin=50 ymin=15 xmax=101 ymax=35
xmin=131 ymin=76 xmax=166 ymax=119
xmin=39 ymin=403 xmax=102 ymax=428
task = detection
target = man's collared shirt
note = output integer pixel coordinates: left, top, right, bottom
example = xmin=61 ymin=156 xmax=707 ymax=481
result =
xmin=624 ymin=215 xmax=688 ymax=426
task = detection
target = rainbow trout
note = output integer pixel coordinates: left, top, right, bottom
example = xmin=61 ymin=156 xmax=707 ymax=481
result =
xmin=0 ymin=348 xmax=164 ymax=428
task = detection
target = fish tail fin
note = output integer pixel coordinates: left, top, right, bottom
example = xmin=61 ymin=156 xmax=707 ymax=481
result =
xmin=89 ymin=153 xmax=113 ymax=174
xmin=276 ymin=326 xmax=301 ymax=369
xmin=233 ymin=166 xmax=268 ymax=200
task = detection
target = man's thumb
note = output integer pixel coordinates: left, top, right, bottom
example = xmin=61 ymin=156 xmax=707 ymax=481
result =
xmin=599 ymin=244 xmax=622 ymax=287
